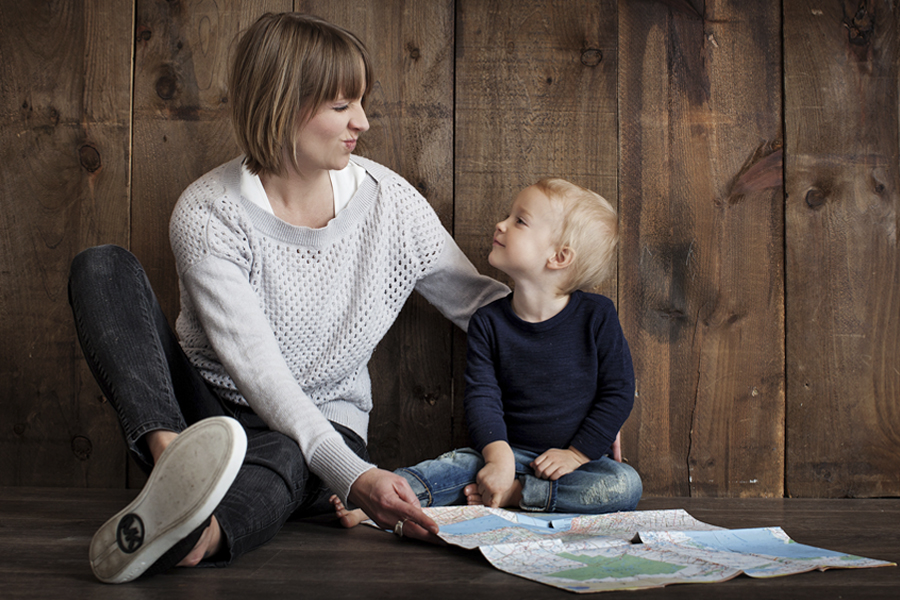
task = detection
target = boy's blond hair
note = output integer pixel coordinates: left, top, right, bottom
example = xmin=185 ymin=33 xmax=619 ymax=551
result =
xmin=534 ymin=178 xmax=619 ymax=294
xmin=229 ymin=13 xmax=373 ymax=176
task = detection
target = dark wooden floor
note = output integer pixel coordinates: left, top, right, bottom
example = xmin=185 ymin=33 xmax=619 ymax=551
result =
xmin=1 ymin=487 xmax=897 ymax=599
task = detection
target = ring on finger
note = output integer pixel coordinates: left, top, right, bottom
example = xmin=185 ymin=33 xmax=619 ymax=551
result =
xmin=393 ymin=517 xmax=409 ymax=537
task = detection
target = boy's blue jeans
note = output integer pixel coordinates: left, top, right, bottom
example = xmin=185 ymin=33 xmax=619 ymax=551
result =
xmin=396 ymin=446 xmax=642 ymax=514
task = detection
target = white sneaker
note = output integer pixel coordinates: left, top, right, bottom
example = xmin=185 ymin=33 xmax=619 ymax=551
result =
xmin=89 ymin=416 xmax=247 ymax=583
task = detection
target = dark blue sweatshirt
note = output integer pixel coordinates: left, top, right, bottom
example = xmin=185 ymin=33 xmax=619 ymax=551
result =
xmin=464 ymin=291 xmax=635 ymax=460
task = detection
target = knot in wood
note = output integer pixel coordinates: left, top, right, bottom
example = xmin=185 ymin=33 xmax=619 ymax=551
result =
xmin=414 ymin=385 xmax=439 ymax=406
xmin=79 ymin=145 xmax=101 ymax=173
xmin=845 ymin=4 xmax=875 ymax=46
xmin=71 ymin=436 xmax=93 ymax=461
xmin=156 ymin=72 xmax=178 ymax=100
xmin=805 ymin=188 xmax=827 ymax=209
xmin=580 ymin=49 xmax=602 ymax=67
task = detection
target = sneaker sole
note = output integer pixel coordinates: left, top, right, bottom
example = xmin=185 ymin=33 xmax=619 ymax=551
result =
xmin=89 ymin=416 xmax=247 ymax=583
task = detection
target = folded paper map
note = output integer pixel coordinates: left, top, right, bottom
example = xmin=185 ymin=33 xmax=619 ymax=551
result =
xmin=406 ymin=506 xmax=895 ymax=593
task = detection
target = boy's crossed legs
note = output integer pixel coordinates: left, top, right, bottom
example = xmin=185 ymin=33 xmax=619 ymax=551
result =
xmin=333 ymin=446 xmax=642 ymax=527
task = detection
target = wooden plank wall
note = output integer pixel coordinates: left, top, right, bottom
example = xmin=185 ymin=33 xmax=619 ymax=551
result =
xmin=0 ymin=0 xmax=898 ymax=499
xmin=784 ymin=0 xmax=900 ymax=497
xmin=0 ymin=1 xmax=133 ymax=487
xmin=619 ymin=0 xmax=786 ymax=497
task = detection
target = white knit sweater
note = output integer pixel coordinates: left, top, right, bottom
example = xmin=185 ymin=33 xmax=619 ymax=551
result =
xmin=169 ymin=155 xmax=508 ymax=502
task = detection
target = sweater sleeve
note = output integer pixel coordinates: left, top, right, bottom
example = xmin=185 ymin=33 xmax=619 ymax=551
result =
xmin=463 ymin=309 xmax=508 ymax=450
xmin=415 ymin=229 xmax=510 ymax=331
xmin=568 ymin=303 xmax=636 ymax=460
xmin=172 ymin=197 xmax=374 ymax=503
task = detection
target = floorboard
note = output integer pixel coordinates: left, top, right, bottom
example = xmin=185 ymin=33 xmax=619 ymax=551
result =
xmin=1 ymin=488 xmax=897 ymax=599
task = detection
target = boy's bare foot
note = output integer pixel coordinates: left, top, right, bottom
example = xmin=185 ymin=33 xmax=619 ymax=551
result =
xmin=463 ymin=480 xmax=523 ymax=509
xmin=330 ymin=495 xmax=368 ymax=528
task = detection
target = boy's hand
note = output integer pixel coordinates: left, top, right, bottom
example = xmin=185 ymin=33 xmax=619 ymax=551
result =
xmin=474 ymin=461 xmax=517 ymax=507
xmin=471 ymin=441 xmax=517 ymax=508
xmin=531 ymin=446 xmax=590 ymax=480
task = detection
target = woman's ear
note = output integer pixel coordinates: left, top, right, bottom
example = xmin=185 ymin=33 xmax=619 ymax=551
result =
xmin=547 ymin=246 xmax=575 ymax=270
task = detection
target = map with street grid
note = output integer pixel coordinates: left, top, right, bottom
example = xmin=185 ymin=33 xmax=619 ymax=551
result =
xmin=412 ymin=507 xmax=895 ymax=593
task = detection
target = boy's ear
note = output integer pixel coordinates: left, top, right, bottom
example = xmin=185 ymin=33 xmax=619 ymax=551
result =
xmin=547 ymin=246 xmax=575 ymax=270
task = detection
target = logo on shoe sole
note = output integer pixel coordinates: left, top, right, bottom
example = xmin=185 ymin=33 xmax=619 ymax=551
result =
xmin=116 ymin=514 xmax=144 ymax=553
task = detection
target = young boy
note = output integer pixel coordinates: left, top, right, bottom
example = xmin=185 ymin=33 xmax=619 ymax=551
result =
xmin=335 ymin=179 xmax=641 ymax=524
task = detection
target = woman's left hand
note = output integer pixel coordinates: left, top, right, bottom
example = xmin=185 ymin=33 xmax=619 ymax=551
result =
xmin=347 ymin=468 xmax=443 ymax=544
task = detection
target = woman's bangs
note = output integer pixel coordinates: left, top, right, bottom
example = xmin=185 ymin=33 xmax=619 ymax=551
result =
xmin=330 ymin=42 xmax=369 ymax=102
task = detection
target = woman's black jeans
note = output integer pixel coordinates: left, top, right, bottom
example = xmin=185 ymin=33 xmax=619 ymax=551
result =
xmin=68 ymin=245 xmax=368 ymax=564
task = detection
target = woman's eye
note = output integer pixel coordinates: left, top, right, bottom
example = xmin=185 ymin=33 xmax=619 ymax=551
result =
xmin=334 ymin=104 xmax=350 ymax=112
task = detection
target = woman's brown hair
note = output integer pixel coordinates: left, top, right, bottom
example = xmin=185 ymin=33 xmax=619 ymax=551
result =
xmin=230 ymin=13 xmax=373 ymax=175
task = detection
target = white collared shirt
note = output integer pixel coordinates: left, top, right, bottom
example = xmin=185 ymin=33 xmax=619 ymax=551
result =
xmin=240 ymin=158 xmax=367 ymax=218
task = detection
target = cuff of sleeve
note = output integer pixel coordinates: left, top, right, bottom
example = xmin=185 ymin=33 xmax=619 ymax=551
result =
xmin=308 ymin=435 xmax=375 ymax=504
xmin=569 ymin=434 xmax=607 ymax=461
xmin=474 ymin=434 xmax=508 ymax=454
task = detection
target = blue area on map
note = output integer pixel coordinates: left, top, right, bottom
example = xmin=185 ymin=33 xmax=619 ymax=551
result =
xmin=685 ymin=529 xmax=848 ymax=560
xmin=442 ymin=515 xmax=563 ymax=536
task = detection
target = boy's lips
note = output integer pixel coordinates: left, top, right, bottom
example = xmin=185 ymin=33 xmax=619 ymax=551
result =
xmin=493 ymin=238 xmax=504 ymax=247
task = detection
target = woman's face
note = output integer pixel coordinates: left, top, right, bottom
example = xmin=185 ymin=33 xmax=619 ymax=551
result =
xmin=292 ymin=93 xmax=369 ymax=174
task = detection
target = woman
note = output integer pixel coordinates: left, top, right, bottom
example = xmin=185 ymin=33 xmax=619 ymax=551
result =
xmin=69 ymin=12 xmax=507 ymax=583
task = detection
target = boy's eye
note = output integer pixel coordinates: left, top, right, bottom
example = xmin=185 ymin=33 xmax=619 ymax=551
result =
xmin=516 ymin=217 xmax=526 ymax=225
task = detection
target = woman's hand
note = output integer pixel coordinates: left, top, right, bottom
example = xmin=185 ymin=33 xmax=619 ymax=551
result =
xmin=347 ymin=468 xmax=442 ymax=544
xmin=530 ymin=446 xmax=590 ymax=480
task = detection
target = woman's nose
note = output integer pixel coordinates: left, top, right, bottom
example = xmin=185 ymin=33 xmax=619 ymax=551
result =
xmin=351 ymin=105 xmax=369 ymax=133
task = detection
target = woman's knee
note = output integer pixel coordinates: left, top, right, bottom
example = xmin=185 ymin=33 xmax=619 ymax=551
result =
xmin=69 ymin=245 xmax=138 ymax=291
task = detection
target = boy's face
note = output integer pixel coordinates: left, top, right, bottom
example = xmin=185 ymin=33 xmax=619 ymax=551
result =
xmin=489 ymin=186 xmax=564 ymax=282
